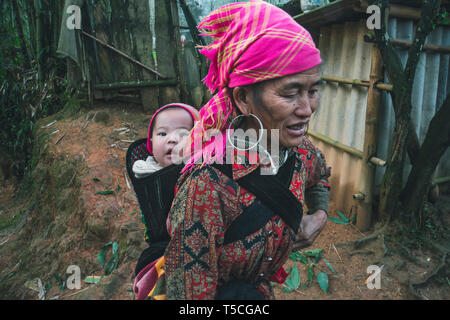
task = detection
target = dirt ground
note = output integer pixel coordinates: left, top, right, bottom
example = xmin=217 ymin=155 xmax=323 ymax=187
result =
xmin=0 ymin=100 xmax=448 ymax=300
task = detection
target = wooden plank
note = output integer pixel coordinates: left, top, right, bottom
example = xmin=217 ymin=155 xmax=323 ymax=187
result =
xmin=155 ymin=0 xmax=180 ymax=106
xmin=355 ymin=45 xmax=383 ymax=231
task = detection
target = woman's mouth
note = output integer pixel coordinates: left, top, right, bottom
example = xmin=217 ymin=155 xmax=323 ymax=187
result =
xmin=285 ymin=123 xmax=307 ymax=136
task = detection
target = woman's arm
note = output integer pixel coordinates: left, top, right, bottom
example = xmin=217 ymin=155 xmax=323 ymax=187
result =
xmin=293 ymin=141 xmax=331 ymax=250
xmin=164 ymin=167 xmax=225 ymax=300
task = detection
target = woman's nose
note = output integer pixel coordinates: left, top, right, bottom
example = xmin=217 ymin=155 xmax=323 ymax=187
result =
xmin=295 ymin=93 xmax=313 ymax=118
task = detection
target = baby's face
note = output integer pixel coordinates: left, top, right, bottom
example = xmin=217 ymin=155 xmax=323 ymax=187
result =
xmin=151 ymin=108 xmax=193 ymax=167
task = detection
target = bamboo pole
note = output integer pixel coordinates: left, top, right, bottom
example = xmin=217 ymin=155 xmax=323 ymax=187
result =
xmin=321 ymin=75 xmax=393 ymax=92
xmin=355 ymin=45 xmax=384 ymax=231
xmin=433 ymin=176 xmax=450 ymax=185
xmin=388 ymin=4 xmax=422 ymax=20
xmin=80 ymin=30 xmax=165 ymax=78
xmin=95 ymin=79 xmax=178 ymax=90
xmin=364 ymin=34 xmax=450 ymax=55
xmin=390 ymin=38 xmax=450 ymax=54
xmin=321 ymin=75 xmax=370 ymax=87
xmin=307 ymin=130 xmax=363 ymax=159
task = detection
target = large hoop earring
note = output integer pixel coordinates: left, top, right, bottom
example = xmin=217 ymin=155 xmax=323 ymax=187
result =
xmin=227 ymin=113 xmax=264 ymax=151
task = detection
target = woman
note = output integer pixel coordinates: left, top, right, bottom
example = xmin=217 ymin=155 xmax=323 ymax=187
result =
xmin=164 ymin=0 xmax=330 ymax=300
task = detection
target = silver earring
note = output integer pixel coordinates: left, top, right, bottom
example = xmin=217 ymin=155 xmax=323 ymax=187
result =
xmin=227 ymin=113 xmax=264 ymax=151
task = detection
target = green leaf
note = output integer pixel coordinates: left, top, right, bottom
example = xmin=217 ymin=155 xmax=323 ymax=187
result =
xmin=337 ymin=211 xmax=349 ymax=223
xmin=328 ymin=216 xmax=349 ymax=225
xmin=314 ymin=250 xmax=323 ymax=264
xmin=0 ymin=272 xmax=16 ymax=286
xmin=307 ymin=266 xmax=315 ymax=287
xmin=96 ymin=190 xmax=114 ymax=195
xmin=53 ymin=273 xmax=65 ymax=291
xmin=283 ymin=285 xmax=293 ymax=293
xmin=285 ymin=263 xmax=300 ymax=291
xmin=105 ymin=242 xmax=119 ymax=275
xmin=92 ymin=178 xmax=100 ymax=182
xmin=323 ymin=258 xmax=336 ymax=273
xmin=283 ymin=267 xmax=293 ymax=292
xmin=116 ymin=184 xmax=121 ymax=192
xmin=97 ymin=241 xmax=113 ymax=268
xmin=45 ymin=280 xmax=51 ymax=291
xmin=111 ymin=241 xmax=118 ymax=255
xmin=129 ymin=210 xmax=137 ymax=216
xmin=84 ymin=276 xmax=103 ymax=284
xmin=289 ymin=252 xmax=309 ymax=265
xmin=303 ymin=249 xmax=323 ymax=257
xmin=317 ymin=272 xmax=329 ymax=293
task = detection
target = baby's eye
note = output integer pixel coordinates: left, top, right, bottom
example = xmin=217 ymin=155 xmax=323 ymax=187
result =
xmin=157 ymin=132 xmax=167 ymax=137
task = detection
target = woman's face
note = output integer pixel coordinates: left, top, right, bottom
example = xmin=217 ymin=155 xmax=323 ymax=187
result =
xmin=245 ymin=66 xmax=322 ymax=149
xmin=151 ymin=108 xmax=193 ymax=167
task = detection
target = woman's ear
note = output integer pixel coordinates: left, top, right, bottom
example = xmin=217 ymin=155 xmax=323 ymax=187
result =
xmin=232 ymin=86 xmax=252 ymax=116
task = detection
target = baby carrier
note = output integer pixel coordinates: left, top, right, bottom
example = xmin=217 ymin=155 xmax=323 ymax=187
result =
xmin=126 ymin=138 xmax=303 ymax=299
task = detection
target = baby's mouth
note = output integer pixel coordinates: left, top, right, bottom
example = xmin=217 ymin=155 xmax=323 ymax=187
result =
xmin=166 ymin=148 xmax=174 ymax=157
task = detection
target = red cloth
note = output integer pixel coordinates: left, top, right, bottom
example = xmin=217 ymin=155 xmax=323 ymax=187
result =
xmin=270 ymin=266 xmax=289 ymax=284
xmin=133 ymin=258 xmax=159 ymax=300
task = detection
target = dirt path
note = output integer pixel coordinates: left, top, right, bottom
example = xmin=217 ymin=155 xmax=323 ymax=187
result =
xmin=0 ymin=101 xmax=448 ymax=300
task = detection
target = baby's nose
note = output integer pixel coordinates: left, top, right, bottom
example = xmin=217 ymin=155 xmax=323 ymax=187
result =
xmin=167 ymin=132 xmax=180 ymax=144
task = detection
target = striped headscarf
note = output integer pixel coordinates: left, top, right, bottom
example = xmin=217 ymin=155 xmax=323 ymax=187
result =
xmin=182 ymin=0 xmax=321 ymax=172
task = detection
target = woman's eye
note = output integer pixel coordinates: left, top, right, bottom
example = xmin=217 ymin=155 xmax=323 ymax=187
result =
xmin=308 ymin=89 xmax=319 ymax=96
xmin=283 ymin=93 xmax=297 ymax=99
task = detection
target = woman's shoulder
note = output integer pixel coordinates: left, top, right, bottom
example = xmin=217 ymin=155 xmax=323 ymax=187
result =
xmin=295 ymin=136 xmax=322 ymax=157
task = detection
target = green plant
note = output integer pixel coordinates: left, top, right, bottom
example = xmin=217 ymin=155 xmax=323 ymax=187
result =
xmin=327 ymin=210 xmax=356 ymax=225
xmin=287 ymin=248 xmax=337 ymax=294
xmin=97 ymin=241 xmax=119 ymax=276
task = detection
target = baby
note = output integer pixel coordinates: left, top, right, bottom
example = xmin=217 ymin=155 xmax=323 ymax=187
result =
xmin=133 ymin=103 xmax=199 ymax=178
xmin=132 ymin=103 xmax=199 ymax=300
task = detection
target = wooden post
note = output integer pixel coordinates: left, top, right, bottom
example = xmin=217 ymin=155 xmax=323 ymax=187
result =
xmin=169 ymin=0 xmax=188 ymax=103
xmin=355 ymin=46 xmax=383 ymax=231
xmin=155 ymin=0 xmax=180 ymax=106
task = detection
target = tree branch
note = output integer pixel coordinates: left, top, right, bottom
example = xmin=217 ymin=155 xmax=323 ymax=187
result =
xmin=401 ymin=93 xmax=450 ymax=224
xmin=403 ymin=0 xmax=442 ymax=96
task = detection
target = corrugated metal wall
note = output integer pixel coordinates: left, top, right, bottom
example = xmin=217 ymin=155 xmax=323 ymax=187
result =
xmin=375 ymin=17 xmax=450 ymax=188
xmin=310 ymin=17 xmax=450 ymax=218
xmin=310 ymin=19 xmax=372 ymax=215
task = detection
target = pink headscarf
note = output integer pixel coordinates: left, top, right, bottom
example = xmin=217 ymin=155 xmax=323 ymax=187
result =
xmin=147 ymin=103 xmax=200 ymax=155
xmin=182 ymin=0 xmax=321 ymax=172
